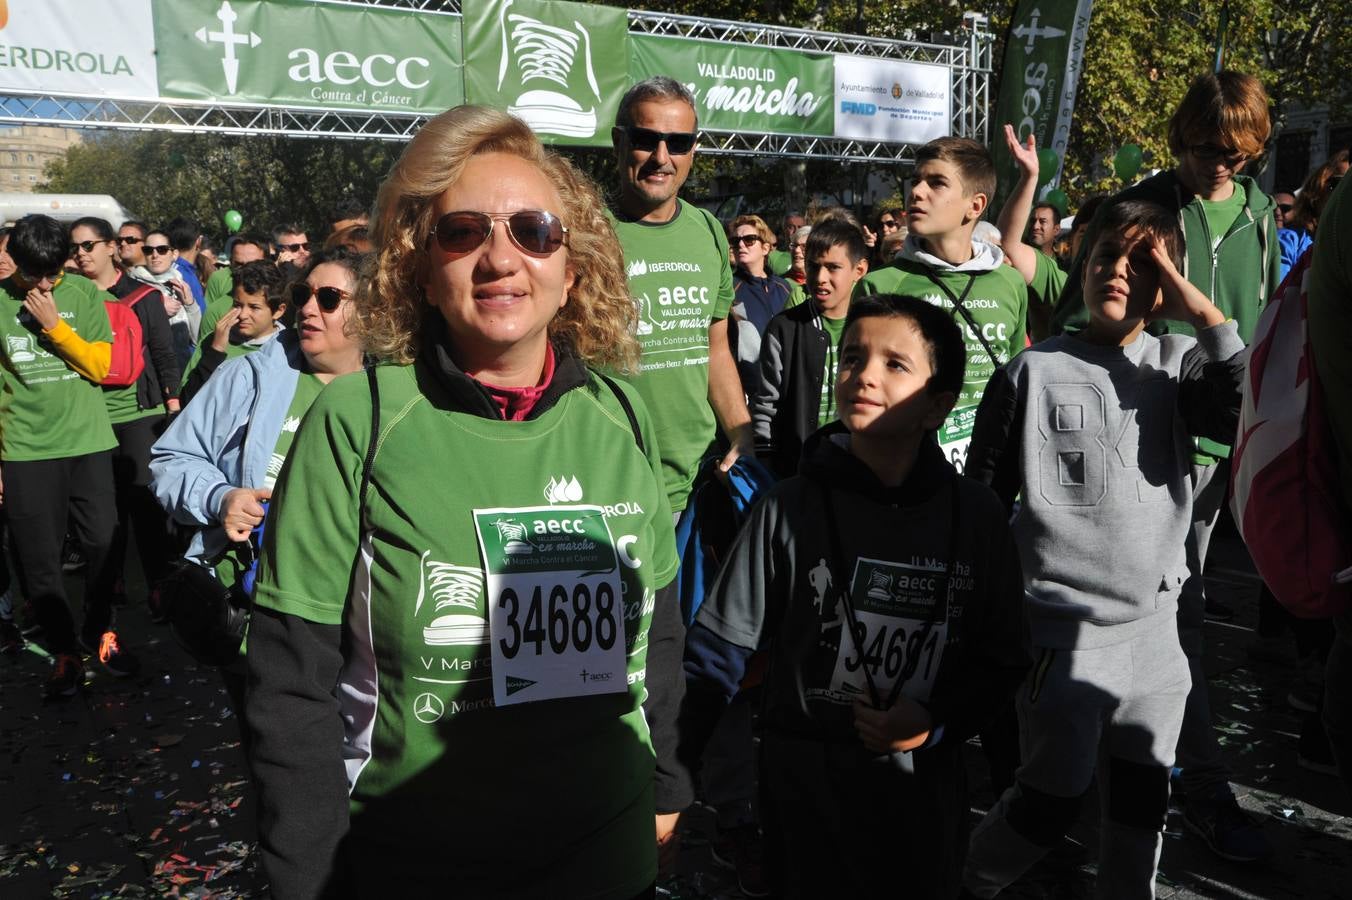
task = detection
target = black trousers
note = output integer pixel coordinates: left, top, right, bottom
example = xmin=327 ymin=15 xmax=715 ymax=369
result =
xmin=2 ymin=451 xmax=116 ymax=653
xmin=109 ymin=415 xmax=173 ymax=595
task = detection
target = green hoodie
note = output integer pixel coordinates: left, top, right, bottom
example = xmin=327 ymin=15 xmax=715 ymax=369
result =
xmin=1050 ymin=171 xmax=1280 ymax=459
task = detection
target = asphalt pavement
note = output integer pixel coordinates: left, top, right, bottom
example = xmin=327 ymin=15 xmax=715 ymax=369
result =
xmin=1 ymin=527 xmax=1348 ymax=899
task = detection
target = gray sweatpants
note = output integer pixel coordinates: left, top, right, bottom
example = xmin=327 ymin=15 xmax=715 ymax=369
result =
xmin=964 ymin=615 xmax=1190 ymax=899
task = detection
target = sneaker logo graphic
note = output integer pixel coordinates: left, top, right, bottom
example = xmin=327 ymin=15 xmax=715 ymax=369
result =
xmin=505 ymin=675 xmax=537 ymax=697
xmin=544 ymin=475 xmax=583 ymax=504
xmin=626 ymin=259 xmax=648 ymax=279
xmin=865 ymin=569 xmax=893 ymax=602
xmin=490 ymin=517 xmax=535 ymax=556
xmin=282 ymin=415 xmax=301 ymax=433
xmin=634 ymin=294 xmax=654 ymax=336
xmin=6 ymin=333 xmax=36 ymax=363
xmin=415 ymin=551 xmax=488 ymax=646
xmin=195 ymin=1 xmax=261 ymax=95
xmin=497 ymin=0 xmax=601 ymax=137
xmin=412 ymin=691 xmax=445 ymax=724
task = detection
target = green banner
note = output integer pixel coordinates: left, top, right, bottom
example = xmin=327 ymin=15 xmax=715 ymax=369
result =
xmin=630 ymin=34 xmax=833 ymax=137
xmin=461 ymin=0 xmax=629 ymax=147
xmin=152 ymin=0 xmax=463 ymax=115
xmin=990 ymin=0 xmax=1094 ymax=211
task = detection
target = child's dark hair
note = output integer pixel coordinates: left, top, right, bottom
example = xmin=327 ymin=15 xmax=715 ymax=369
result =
xmin=804 ymin=217 xmax=868 ymax=266
xmin=1089 ymin=200 xmax=1185 ymax=269
xmin=232 ymin=259 xmax=285 ymax=309
xmin=916 ymin=136 xmax=996 ymax=202
xmin=844 ymin=294 xmax=965 ymax=396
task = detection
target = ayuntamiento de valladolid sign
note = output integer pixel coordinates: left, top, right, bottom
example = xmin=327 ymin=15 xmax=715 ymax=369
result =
xmin=0 ymin=0 xmax=953 ymax=148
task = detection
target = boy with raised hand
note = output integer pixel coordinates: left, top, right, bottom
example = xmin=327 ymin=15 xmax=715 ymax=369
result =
xmin=857 ymin=137 xmax=1028 ymax=474
xmin=960 ymin=200 xmax=1245 ymax=898
xmin=681 ymin=294 xmax=1029 ymax=898
xmin=995 ymin=124 xmax=1068 ymax=343
xmin=751 ymin=217 xmax=868 ymax=478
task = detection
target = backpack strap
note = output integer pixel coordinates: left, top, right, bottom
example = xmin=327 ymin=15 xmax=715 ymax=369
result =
xmin=122 ymin=283 xmax=158 ymax=308
xmin=593 ymin=371 xmax=645 ymax=455
xmin=358 ymin=361 xmax=381 ymax=525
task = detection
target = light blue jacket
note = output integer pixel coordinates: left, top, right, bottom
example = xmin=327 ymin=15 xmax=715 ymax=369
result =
xmin=150 ymin=329 xmax=303 ymax=566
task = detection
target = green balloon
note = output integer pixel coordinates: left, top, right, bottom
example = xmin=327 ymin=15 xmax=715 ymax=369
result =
xmin=1114 ymin=144 xmax=1143 ymax=180
xmin=223 ymin=210 xmax=243 ymax=233
xmin=1036 ymin=148 xmax=1060 ymax=186
xmin=1044 ymin=188 xmax=1069 ymax=218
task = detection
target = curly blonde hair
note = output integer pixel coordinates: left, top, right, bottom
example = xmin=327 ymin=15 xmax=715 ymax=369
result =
xmin=356 ymin=105 xmax=638 ymax=371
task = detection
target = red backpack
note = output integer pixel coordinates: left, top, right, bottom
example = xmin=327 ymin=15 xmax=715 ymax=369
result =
xmin=102 ymin=284 xmax=154 ymax=387
xmin=1230 ymin=249 xmax=1351 ymax=618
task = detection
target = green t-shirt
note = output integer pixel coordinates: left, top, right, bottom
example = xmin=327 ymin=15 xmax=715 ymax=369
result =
xmin=205 ymin=266 xmax=233 ymax=307
xmin=180 ymin=293 xmax=235 ymax=387
xmin=767 ymin=248 xmax=792 ymax=277
xmin=0 ymin=274 xmax=116 ymax=461
xmin=856 ymin=257 xmax=1028 ymax=472
xmin=817 ymin=314 xmax=848 ymax=428
xmin=1027 ymin=251 xmax=1068 ymax=343
xmin=254 ymin=363 xmax=677 ymax=896
xmin=104 ymin=384 xmax=163 ymax=425
xmin=262 ymin=372 xmax=325 ymax=489
xmin=609 ymin=199 xmax=735 ymax=512
xmin=1200 ymin=186 xmax=1247 ymax=249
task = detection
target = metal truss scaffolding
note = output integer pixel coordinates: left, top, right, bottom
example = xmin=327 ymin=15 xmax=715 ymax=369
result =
xmin=0 ymin=0 xmax=992 ymax=164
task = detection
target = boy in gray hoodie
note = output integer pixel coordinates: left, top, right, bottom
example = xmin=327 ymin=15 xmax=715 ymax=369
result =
xmin=960 ymin=199 xmax=1244 ymax=898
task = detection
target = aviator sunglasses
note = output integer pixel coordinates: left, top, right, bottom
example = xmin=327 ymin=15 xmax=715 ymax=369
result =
xmin=431 ymin=210 xmax=568 ymax=257
xmin=289 ymin=282 xmax=349 ymax=312
xmin=622 ymin=125 xmax=696 ymax=155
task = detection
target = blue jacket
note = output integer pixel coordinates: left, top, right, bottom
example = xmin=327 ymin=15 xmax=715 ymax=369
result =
xmin=150 ymin=329 xmax=303 ymax=566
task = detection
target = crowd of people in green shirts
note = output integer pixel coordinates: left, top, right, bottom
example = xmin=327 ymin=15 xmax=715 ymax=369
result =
xmin=0 ymin=66 xmax=1349 ymax=900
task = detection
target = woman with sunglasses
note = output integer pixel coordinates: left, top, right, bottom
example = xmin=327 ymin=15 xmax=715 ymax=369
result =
xmin=149 ymin=248 xmax=367 ymax=718
xmin=243 ymin=106 xmax=687 ymax=900
xmin=69 ymin=216 xmax=181 ymax=615
xmin=131 ymin=228 xmax=201 ymax=369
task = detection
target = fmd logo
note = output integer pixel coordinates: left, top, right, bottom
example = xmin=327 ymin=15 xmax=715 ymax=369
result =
xmin=195 ymin=1 xmax=261 ymax=95
xmin=841 ymin=101 xmax=877 ymax=116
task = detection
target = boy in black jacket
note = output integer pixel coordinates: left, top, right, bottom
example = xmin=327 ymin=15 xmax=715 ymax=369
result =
xmin=681 ymin=294 xmax=1030 ymax=898
xmin=750 ymin=217 xmax=868 ymax=478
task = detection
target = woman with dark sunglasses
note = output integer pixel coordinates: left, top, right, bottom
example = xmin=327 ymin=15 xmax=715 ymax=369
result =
xmin=69 ymin=216 xmax=181 ymax=617
xmin=129 ymin=228 xmax=201 ymax=369
xmin=241 ymin=105 xmax=687 ymax=900
xmin=149 ymin=248 xmax=367 ymax=726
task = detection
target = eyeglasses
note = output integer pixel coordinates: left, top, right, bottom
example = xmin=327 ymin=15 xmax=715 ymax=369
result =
xmin=879 ymin=219 xmax=899 ymax=230
xmin=115 ymin=235 xmax=142 ymax=246
xmin=14 ymin=269 xmax=64 ymax=289
xmin=1189 ymin=144 xmax=1248 ymax=167
xmin=431 ymin=210 xmax=568 ymax=257
xmin=278 ymin=242 xmax=311 ymax=253
xmin=733 ymin=234 xmax=762 ymax=248
xmin=622 ymin=125 xmax=697 ymax=155
xmin=289 ymin=282 xmax=349 ymax=312
xmin=144 ymin=244 xmax=174 ymax=257
xmin=70 ymin=240 xmax=110 ymax=255
xmin=1276 ymin=203 xmax=1294 ymax=213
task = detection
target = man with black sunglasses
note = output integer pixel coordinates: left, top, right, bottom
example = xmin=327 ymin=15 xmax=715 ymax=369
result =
xmin=0 ymin=214 xmax=135 ymax=698
xmin=271 ymin=223 xmax=312 ymax=270
xmin=117 ymin=220 xmax=149 ymax=270
xmin=608 ymin=75 xmax=764 ymax=896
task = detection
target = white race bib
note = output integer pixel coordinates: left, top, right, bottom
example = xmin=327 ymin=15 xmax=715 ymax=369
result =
xmin=829 ymin=557 xmax=948 ymax=704
xmin=474 ymin=505 xmax=627 ymax=707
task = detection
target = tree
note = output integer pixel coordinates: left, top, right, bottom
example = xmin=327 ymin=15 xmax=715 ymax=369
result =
xmin=41 ymin=131 xmax=398 ymax=240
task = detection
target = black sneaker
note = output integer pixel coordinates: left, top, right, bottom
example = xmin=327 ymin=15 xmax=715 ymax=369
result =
xmin=44 ymin=652 xmax=83 ymax=698
xmin=0 ymin=619 xmax=22 ymax=655
xmin=18 ymin=599 xmax=42 ymax=637
xmin=1182 ymin=787 xmax=1272 ymax=862
xmin=79 ymin=629 xmax=140 ymax=678
xmin=61 ymin=545 xmax=86 ymax=573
